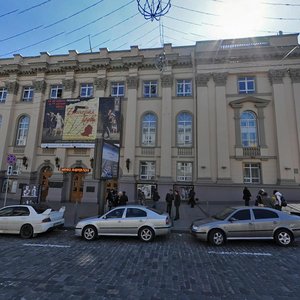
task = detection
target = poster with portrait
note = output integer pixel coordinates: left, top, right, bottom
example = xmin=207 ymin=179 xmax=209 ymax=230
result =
xmin=173 ymin=185 xmax=194 ymax=201
xmin=136 ymin=183 xmax=157 ymax=200
xmin=20 ymin=184 xmax=40 ymax=204
xmin=41 ymin=98 xmax=99 ymax=146
xmin=99 ymin=97 xmax=121 ymax=144
xmin=101 ymin=142 xmax=120 ymax=179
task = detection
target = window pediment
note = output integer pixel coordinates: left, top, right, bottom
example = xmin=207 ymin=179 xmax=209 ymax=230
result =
xmin=229 ymin=96 xmax=270 ymax=108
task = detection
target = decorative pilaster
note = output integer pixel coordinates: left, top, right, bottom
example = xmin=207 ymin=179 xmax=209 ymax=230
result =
xmin=231 ymin=104 xmax=243 ymax=147
xmin=160 ymin=75 xmax=173 ymax=88
xmin=5 ymin=81 xmax=19 ymax=95
xmin=62 ymin=79 xmax=76 ymax=92
xmin=212 ymin=72 xmax=228 ymax=86
xmin=126 ymin=76 xmax=139 ymax=89
xmin=268 ymin=69 xmax=286 ymax=84
xmin=94 ymin=78 xmax=107 ymax=91
xmin=255 ymin=104 xmax=267 ymax=148
xmin=33 ymin=80 xmax=46 ymax=94
xmin=289 ymin=68 xmax=300 ymax=83
xmin=196 ymin=73 xmax=210 ymax=87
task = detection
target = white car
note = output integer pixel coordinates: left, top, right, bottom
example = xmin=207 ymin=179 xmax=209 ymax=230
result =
xmin=0 ymin=204 xmax=65 ymax=238
xmin=75 ymin=205 xmax=172 ymax=242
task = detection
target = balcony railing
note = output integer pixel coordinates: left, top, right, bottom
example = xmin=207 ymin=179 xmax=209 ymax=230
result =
xmin=243 ymin=147 xmax=261 ymax=157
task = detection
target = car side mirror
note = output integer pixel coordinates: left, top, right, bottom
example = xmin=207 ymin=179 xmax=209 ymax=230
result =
xmin=229 ymin=217 xmax=237 ymax=222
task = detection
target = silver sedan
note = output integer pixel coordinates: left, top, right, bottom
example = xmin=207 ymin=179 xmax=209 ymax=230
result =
xmin=191 ymin=206 xmax=300 ymax=246
xmin=75 ymin=205 xmax=172 ymax=242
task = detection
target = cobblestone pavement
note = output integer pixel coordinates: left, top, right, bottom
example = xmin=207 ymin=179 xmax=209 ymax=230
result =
xmin=0 ymin=230 xmax=300 ymax=300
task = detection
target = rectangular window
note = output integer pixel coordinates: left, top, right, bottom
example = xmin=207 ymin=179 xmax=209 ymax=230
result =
xmin=22 ymin=87 xmax=34 ymax=102
xmin=238 ymin=77 xmax=255 ymax=94
xmin=50 ymin=85 xmax=63 ymax=99
xmin=0 ymin=88 xmax=7 ymax=103
xmin=177 ymin=162 xmax=193 ymax=182
xmin=111 ymin=82 xmax=125 ymax=97
xmin=80 ymin=83 xmax=93 ymax=98
xmin=177 ymin=79 xmax=192 ymax=96
xmin=140 ymin=161 xmax=155 ymax=180
xmin=143 ymin=81 xmax=158 ymax=98
xmin=243 ymin=163 xmax=261 ymax=184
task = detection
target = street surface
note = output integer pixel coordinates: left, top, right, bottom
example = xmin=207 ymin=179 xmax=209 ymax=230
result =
xmin=0 ymin=229 xmax=299 ymax=300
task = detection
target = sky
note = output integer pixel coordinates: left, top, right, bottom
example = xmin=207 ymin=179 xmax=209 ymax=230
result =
xmin=0 ymin=0 xmax=299 ymax=59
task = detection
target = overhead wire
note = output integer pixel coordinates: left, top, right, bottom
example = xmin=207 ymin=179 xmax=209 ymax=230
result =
xmin=18 ymin=0 xmax=52 ymax=14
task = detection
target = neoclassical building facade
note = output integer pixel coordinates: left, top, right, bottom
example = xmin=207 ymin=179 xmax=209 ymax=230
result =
xmin=0 ymin=33 xmax=299 ymax=206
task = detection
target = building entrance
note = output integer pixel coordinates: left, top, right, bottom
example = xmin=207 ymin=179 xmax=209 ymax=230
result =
xmin=71 ymin=173 xmax=85 ymax=203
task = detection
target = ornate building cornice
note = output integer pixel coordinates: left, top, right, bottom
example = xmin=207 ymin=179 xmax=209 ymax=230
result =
xmin=161 ymin=75 xmax=173 ymax=88
xmin=33 ymin=80 xmax=47 ymax=94
xmin=62 ymin=79 xmax=76 ymax=92
xmin=5 ymin=81 xmax=19 ymax=95
xmin=268 ymin=69 xmax=286 ymax=84
xmin=289 ymin=68 xmax=300 ymax=83
xmin=196 ymin=73 xmax=210 ymax=87
xmin=94 ymin=78 xmax=107 ymax=90
xmin=229 ymin=96 xmax=270 ymax=108
xmin=212 ymin=72 xmax=228 ymax=86
xmin=126 ymin=76 xmax=139 ymax=89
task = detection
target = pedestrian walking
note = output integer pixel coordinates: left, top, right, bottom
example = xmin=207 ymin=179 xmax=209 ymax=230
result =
xmin=273 ymin=190 xmax=283 ymax=211
xmin=119 ymin=191 xmax=128 ymax=206
xmin=106 ymin=189 xmax=114 ymax=211
xmin=255 ymin=189 xmax=264 ymax=206
xmin=242 ymin=187 xmax=251 ymax=206
xmin=152 ymin=188 xmax=160 ymax=209
xmin=174 ymin=190 xmax=181 ymax=220
xmin=165 ymin=189 xmax=174 ymax=216
xmin=137 ymin=188 xmax=145 ymax=205
xmin=188 ymin=187 xmax=196 ymax=208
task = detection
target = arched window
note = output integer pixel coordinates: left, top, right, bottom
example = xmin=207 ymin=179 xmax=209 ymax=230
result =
xmin=240 ymin=111 xmax=258 ymax=147
xmin=16 ymin=115 xmax=30 ymax=146
xmin=141 ymin=113 xmax=157 ymax=147
xmin=177 ymin=112 xmax=192 ymax=147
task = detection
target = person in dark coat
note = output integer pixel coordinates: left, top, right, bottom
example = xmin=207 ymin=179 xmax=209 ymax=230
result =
xmin=188 ymin=188 xmax=196 ymax=208
xmin=152 ymin=188 xmax=160 ymax=208
xmin=119 ymin=191 xmax=128 ymax=206
xmin=165 ymin=189 xmax=174 ymax=216
xmin=106 ymin=189 xmax=114 ymax=211
xmin=242 ymin=187 xmax=251 ymax=206
xmin=174 ymin=190 xmax=181 ymax=220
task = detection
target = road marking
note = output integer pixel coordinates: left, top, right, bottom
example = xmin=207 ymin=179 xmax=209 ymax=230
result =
xmin=208 ymin=251 xmax=272 ymax=256
xmin=23 ymin=243 xmax=70 ymax=248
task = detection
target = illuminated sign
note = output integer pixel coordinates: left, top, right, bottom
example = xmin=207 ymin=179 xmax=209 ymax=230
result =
xmin=60 ymin=168 xmax=91 ymax=173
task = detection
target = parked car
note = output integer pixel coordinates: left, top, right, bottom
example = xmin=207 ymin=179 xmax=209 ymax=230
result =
xmin=0 ymin=204 xmax=65 ymax=239
xmin=191 ymin=206 xmax=300 ymax=246
xmin=75 ymin=205 xmax=172 ymax=242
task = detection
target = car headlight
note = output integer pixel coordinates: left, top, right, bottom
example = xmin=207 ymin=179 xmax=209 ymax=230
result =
xmin=192 ymin=224 xmax=199 ymax=231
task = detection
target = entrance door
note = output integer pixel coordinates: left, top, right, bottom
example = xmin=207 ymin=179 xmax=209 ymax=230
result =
xmin=40 ymin=167 xmax=53 ymax=202
xmin=71 ymin=173 xmax=85 ymax=203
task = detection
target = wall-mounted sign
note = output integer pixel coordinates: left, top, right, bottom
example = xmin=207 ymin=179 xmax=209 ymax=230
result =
xmin=101 ymin=142 xmax=120 ymax=179
xmin=60 ymin=167 xmax=91 ymax=173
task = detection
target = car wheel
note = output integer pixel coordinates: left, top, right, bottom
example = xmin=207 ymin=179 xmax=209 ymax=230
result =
xmin=82 ymin=225 xmax=97 ymax=241
xmin=139 ymin=226 xmax=154 ymax=242
xmin=20 ymin=224 xmax=33 ymax=239
xmin=275 ymin=229 xmax=293 ymax=246
xmin=208 ymin=229 xmax=225 ymax=246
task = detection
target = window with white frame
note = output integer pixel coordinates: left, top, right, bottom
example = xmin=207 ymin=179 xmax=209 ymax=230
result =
xmin=177 ymin=162 xmax=193 ymax=182
xmin=241 ymin=111 xmax=258 ymax=147
xmin=140 ymin=161 xmax=155 ymax=180
xmin=50 ymin=85 xmax=63 ymax=99
xmin=238 ymin=76 xmax=255 ymax=94
xmin=141 ymin=113 xmax=157 ymax=147
xmin=80 ymin=83 xmax=93 ymax=98
xmin=177 ymin=79 xmax=192 ymax=96
xmin=177 ymin=112 xmax=192 ymax=147
xmin=143 ymin=81 xmax=158 ymax=98
xmin=16 ymin=115 xmax=30 ymax=146
xmin=0 ymin=88 xmax=7 ymax=103
xmin=111 ymin=82 xmax=125 ymax=97
xmin=22 ymin=87 xmax=34 ymax=101
xmin=243 ymin=163 xmax=261 ymax=183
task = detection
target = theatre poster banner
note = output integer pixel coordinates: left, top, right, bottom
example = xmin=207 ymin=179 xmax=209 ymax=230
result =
xmin=41 ymin=98 xmax=99 ymax=148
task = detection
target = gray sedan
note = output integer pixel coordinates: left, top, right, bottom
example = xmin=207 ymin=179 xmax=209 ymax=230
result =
xmin=75 ymin=205 xmax=172 ymax=242
xmin=191 ymin=206 xmax=300 ymax=246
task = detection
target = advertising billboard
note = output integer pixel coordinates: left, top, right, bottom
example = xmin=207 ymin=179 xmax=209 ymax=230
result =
xmin=99 ymin=97 xmax=121 ymax=145
xmin=101 ymin=142 xmax=120 ymax=179
xmin=41 ymin=98 xmax=99 ymax=148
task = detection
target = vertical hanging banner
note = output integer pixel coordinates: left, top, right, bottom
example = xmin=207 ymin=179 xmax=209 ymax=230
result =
xmin=99 ymin=97 xmax=121 ymax=145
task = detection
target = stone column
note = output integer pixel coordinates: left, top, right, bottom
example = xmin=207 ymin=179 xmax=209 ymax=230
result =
xmin=123 ymin=76 xmax=138 ymax=177
xmin=62 ymin=78 xmax=76 ymax=98
xmin=268 ymin=69 xmax=295 ymax=184
xmin=196 ymin=73 xmax=212 ymax=182
xmin=159 ymin=74 xmax=173 ymax=182
xmin=231 ymin=104 xmax=243 ymax=147
xmin=212 ymin=72 xmax=231 ymax=182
